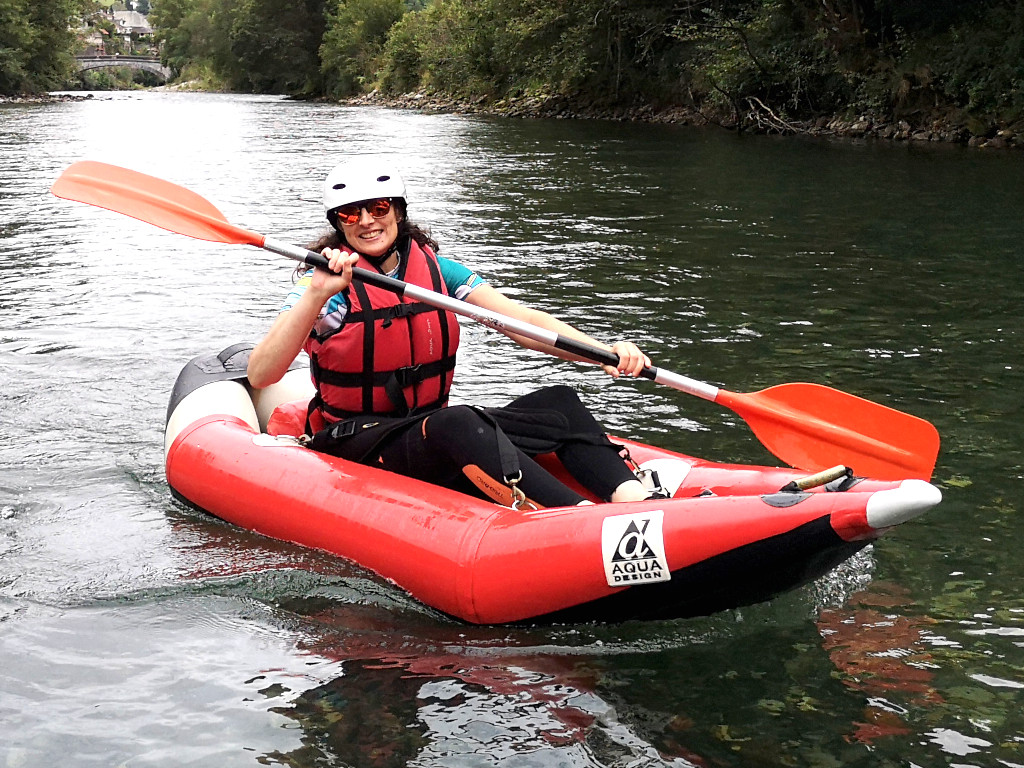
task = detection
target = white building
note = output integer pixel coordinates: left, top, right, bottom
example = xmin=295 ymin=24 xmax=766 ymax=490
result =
xmin=112 ymin=10 xmax=153 ymax=39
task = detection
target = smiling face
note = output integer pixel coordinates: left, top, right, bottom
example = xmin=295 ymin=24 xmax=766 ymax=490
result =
xmin=339 ymin=202 xmax=400 ymax=260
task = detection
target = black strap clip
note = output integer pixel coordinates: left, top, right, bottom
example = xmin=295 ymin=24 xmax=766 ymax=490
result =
xmin=328 ymin=419 xmax=358 ymax=439
xmin=394 ymin=364 xmax=424 ymax=387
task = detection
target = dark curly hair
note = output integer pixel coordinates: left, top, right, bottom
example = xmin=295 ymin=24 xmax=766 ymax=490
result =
xmin=299 ymin=199 xmax=439 ymax=279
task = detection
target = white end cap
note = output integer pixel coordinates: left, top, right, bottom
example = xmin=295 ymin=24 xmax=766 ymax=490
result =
xmin=866 ymin=479 xmax=943 ymax=529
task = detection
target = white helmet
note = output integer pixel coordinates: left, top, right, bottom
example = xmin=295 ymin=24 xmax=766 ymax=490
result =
xmin=323 ymin=157 xmax=407 ymax=219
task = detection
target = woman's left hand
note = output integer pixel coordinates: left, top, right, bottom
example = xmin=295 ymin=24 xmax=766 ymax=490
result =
xmin=604 ymin=341 xmax=651 ymax=378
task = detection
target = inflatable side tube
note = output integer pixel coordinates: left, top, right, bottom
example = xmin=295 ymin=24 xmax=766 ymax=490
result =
xmin=166 ymin=342 xmax=253 ymax=421
xmin=166 ymin=343 xmax=309 ymax=421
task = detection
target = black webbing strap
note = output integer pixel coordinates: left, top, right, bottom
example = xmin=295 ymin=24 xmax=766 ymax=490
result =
xmin=349 ymin=278 xmax=377 ymax=413
xmin=345 ymin=301 xmax=437 ymax=327
xmin=383 ymin=357 xmax=457 ymax=414
xmin=314 ymin=356 xmax=456 ymax=390
xmin=424 ymin=257 xmax=452 ymax=400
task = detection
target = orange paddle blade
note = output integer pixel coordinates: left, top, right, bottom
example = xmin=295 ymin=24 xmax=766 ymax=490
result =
xmin=49 ymin=162 xmax=941 ymax=482
xmin=716 ymin=383 xmax=939 ymax=481
xmin=50 ymin=161 xmax=264 ymax=247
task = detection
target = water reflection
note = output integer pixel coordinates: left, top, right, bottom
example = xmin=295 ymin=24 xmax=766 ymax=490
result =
xmin=817 ymin=583 xmax=943 ymax=744
xmin=815 ymin=581 xmax=1024 ymax=766
xmin=264 ymin=603 xmax=709 ymax=767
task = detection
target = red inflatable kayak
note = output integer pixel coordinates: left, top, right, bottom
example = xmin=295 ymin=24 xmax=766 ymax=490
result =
xmin=164 ymin=344 xmax=941 ymax=624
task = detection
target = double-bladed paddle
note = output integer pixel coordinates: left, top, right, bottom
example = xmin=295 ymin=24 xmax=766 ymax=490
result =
xmin=50 ymin=160 xmax=940 ymax=481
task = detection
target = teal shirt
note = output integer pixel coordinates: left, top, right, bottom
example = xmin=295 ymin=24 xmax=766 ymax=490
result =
xmin=282 ymin=256 xmax=486 ymax=333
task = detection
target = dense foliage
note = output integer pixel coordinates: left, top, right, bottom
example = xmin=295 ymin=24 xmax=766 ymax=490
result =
xmin=320 ymin=0 xmax=403 ymax=97
xmin=149 ymin=0 xmax=328 ymax=93
xmin=0 ymin=0 xmax=87 ymax=94
xmin=143 ymin=0 xmax=1021 ymax=133
xmin=674 ymin=0 xmax=1024 ymax=130
xmin=5 ymin=0 xmax=1022 ymax=137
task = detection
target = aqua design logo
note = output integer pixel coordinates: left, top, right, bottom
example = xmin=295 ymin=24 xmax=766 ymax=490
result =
xmin=601 ymin=510 xmax=671 ymax=587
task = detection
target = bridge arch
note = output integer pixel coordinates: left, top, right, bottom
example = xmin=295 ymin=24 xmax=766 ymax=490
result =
xmin=75 ymin=55 xmax=173 ymax=83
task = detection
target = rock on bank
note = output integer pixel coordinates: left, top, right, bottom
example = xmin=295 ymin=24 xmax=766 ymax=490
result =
xmin=335 ymin=90 xmax=1022 ymax=150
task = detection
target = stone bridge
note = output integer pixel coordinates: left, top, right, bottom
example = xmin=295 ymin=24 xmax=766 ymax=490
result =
xmin=75 ymin=55 xmax=172 ymax=82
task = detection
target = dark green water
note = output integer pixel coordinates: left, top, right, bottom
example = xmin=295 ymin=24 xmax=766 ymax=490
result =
xmin=1 ymin=92 xmax=1022 ymax=766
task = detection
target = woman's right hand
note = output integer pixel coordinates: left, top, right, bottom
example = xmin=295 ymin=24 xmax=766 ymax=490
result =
xmin=248 ymin=248 xmax=359 ymax=389
xmin=310 ymin=247 xmax=360 ymax=297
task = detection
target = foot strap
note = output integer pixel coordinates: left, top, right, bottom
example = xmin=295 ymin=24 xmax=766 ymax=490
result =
xmin=463 ymin=464 xmax=542 ymax=509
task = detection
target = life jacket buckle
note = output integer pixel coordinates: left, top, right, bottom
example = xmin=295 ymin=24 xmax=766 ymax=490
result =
xmin=394 ymin=364 xmax=424 ymax=387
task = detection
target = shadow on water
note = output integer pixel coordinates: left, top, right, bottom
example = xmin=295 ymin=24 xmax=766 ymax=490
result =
xmin=233 ymin=569 xmax=874 ymax=767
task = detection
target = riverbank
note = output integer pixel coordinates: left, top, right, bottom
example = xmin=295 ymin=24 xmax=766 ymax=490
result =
xmin=0 ymin=92 xmax=96 ymax=104
xmin=338 ymin=89 xmax=1022 ymax=150
xmin=7 ymin=87 xmax=1017 ymax=150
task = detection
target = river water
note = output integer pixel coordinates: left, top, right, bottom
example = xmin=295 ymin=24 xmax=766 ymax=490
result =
xmin=1 ymin=91 xmax=1022 ymax=767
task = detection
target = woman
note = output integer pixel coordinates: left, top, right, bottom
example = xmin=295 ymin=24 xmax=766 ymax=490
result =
xmin=248 ymin=156 xmax=658 ymax=508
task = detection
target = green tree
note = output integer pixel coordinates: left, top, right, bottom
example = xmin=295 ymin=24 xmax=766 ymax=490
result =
xmin=136 ymin=0 xmax=1024 ymax=133
xmin=929 ymin=1 xmax=1024 ymax=123
xmin=378 ymin=8 xmax=426 ymax=93
xmin=151 ymin=0 xmax=247 ymax=86
xmin=519 ymin=0 xmax=686 ymax=102
xmin=228 ymin=0 xmax=328 ymax=93
xmin=669 ymin=0 xmax=1022 ymax=130
xmin=415 ymin=0 xmax=499 ymax=95
xmin=149 ymin=0 xmax=196 ymax=73
xmin=0 ymin=0 xmax=35 ymax=93
xmin=673 ymin=1 xmax=853 ymax=126
xmin=404 ymin=0 xmax=685 ymax=102
xmin=320 ymin=0 xmax=404 ymax=97
xmin=1 ymin=0 xmax=87 ymax=94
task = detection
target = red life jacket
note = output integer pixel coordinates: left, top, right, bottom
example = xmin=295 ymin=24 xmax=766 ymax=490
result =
xmin=305 ymin=238 xmax=460 ymax=427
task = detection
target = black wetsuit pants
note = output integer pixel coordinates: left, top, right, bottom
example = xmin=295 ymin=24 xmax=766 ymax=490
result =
xmin=373 ymin=385 xmax=638 ymax=507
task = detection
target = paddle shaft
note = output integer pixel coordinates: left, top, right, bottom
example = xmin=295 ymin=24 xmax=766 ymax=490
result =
xmin=49 ymin=161 xmax=940 ymax=478
xmin=262 ymin=236 xmax=721 ymax=401
xmin=267 ymin=237 xmax=938 ymax=480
